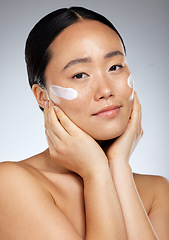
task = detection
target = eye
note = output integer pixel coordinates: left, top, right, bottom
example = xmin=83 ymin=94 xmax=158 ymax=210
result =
xmin=72 ymin=73 xmax=88 ymax=79
xmin=109 ymin=65 xmax=123 ymax=72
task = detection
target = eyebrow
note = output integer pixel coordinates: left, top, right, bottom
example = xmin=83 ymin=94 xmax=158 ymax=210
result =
xmin=62 ymin=57 xmax=92 ymax=71
xmin=104 ymin=50 xmax=124 ymax=59
xmin=62 ymin=50 xmax=124 ymax=71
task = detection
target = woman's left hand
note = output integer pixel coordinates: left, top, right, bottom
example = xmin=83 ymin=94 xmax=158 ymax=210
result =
xmin=106 ymin=92 xmax=143 ymax=164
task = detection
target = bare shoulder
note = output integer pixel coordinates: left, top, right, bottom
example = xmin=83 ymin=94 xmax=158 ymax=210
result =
xmin=133 ymin=173 xmax=169 ymax=239
xmin=0 ymin=160 xmax=33 ymax=174
xmin=0 ymin=161 xmax=82 ymax=239
xmin=0 ymin=160 xmax=53 ymax=206
xmin=133 ymin=174 xmax=169 ymax=216
xmin=0 ymin=151 xmax=53 ymax=187
xmin=0 ymin=160 xmax=45 ymax=188
xmin=0 ymin=161 xmax=31 ymax=181
xmin=133 ymin=172 xmax=169 ymax=197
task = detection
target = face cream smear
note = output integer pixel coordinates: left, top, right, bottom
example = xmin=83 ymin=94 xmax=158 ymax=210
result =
xmin=50 ymin=85 xmax=78 ymax=101
xmin=127 ymin=74 xmax=135 ymax=99
xmin=128 ymin=74 xmax=134 ymax=89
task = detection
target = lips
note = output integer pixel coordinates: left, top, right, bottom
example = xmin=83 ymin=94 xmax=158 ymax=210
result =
xmin=92 ymin=105 xmax=121 ymax=118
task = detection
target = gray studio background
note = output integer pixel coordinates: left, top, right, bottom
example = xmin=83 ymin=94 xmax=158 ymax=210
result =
xmin=0 ymin=0 xmax=169 ymax=179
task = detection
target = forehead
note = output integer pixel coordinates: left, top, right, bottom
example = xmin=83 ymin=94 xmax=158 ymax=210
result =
xmin=49 ymin=20 xmax=124 ymax=59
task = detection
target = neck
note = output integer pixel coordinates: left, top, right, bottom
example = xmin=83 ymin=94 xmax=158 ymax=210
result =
xmin=97 ymin=138 xmax=116 ymax=152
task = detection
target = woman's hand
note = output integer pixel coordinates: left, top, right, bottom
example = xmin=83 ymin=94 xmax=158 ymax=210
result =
xmin=44 ymin=102 xmax=108 ymax=179
xmin=106 ymin=92 xmax=143 ymax=164
xmin=105 ymin=93 xmax=159 ymax=240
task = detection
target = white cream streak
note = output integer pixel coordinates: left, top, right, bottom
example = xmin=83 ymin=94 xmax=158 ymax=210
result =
xmin=127 ymin=74 xmax=135 ymax=99
xmin=50 ymin=85 xmax=78 ymax=100
xmin=49 ymin=75 xmax=134 ymax=102
xmin=128 ymin=74 xmax=134 ymax=89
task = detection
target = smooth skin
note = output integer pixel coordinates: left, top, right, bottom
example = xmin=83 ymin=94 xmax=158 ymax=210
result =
xmin=0 ymin=20 xmax=169 ymax=240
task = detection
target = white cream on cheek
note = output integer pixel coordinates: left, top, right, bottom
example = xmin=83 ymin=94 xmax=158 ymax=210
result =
xmin=127 ymin=74 xmax=135 ymax=99
xmin=49 ymin=85 xmax=78 ymax=103
xmin=48 ymin=75 xmax=134 ymax=104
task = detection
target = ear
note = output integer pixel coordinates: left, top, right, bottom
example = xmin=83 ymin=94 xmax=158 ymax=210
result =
xmin=32 ymin=84 xmax=49 ymax=109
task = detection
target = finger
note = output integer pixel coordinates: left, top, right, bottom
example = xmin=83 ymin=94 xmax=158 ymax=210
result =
xmin=44 ymin=101 xmax=49 ymax=129
xmin=127 ymin=93 xmax=142 ymax=134
xmin=47 ymin=106 xmax=71 ymax=140
xmin=45 ymin=126 xmax=61 ymax=148
xmin=44 ymin=99 xmax=70 ymax=140
xmin=54 ymin=107 xmax=82 ymax=136
xmin=44 ymin=101 xmax=63 ymax=141
xmin=45 ymin=129 xmax=59 ymax=159
xmin=131 ymin=93 xmax=142 ymax=122
xmin=133 ymin=93 xmax=143 ymax=135
xmin=45 ymin=129 xmax=54 ymax=148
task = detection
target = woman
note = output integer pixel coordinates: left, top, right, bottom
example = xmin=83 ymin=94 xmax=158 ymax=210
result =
xmin=0 ymin=6 xmax=168 ymax=240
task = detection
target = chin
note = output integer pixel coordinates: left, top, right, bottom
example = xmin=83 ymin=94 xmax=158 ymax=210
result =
xmin=90 ymin=126 xmax=126 ymax=141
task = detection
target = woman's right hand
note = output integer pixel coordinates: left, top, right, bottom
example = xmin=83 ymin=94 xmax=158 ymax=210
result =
xmin=44 ymin=102 xmax=108 ymax=179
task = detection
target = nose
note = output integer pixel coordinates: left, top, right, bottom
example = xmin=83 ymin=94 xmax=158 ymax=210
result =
xmin=94 ymin=74 xmax=113 ymax=101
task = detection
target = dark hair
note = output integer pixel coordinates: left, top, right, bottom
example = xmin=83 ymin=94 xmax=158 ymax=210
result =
xmin=25 ymin=6 xmax=126 ymax=109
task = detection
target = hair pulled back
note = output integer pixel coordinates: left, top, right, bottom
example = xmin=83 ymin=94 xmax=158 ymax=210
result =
xmin=25 ymin=6 xmax=126 ymax=92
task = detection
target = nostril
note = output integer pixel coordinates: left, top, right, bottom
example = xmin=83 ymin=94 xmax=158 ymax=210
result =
xmin=94 ymin=82 xmax=114 ymax=101
xmin=99 ymin=94 xmax=113 ymax=100
xmin=99 ymin=96 xmax=104 ymax=99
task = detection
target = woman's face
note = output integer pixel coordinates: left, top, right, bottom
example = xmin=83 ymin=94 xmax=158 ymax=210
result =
xmin=45 ymin=20 xmax=133 ymax=140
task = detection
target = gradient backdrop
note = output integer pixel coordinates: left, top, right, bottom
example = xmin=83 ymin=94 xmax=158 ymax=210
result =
xmin=0 ymin=0 xmax=169 ymax=178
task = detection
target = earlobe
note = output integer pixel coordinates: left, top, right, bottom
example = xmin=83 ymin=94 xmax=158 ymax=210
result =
xmin=32 ymin=84 xmax=48 ymax=109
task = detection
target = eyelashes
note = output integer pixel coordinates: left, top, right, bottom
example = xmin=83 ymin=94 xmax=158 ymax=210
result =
xmin=72 ymin=73 xmax=88 ymax=79
xmin=72 ymin=64 xmax=124 ymax=80
xmin=109 ymin=64 xmax=123 ymax=72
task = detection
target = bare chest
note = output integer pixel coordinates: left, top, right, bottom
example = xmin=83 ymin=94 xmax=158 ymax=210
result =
xmin=41 ymin=172 xmax=86 ymax=237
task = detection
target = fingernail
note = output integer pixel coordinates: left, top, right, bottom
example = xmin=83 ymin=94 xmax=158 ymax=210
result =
xmin=54 ymin=106 xmax=58 ymax=112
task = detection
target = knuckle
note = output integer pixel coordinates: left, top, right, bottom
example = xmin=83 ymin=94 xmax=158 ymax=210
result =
xmin=50 ymin=149 xmax=57 ymax=159
xmin=55 ymin=144 xmax=65 ymax=155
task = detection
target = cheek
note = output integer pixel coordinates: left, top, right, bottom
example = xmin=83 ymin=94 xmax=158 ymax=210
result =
xmin=126 ymin=75 xmax=135 ymax=115
xmin=118 ymin=74 xmax=135 ymax=101
xmin=48 ymin=84 xmax=91 ymax=123
xmin=116 ymin=74 xmax=134 ymax=120
xmin=48 ymin=85 xmax=78 ymax=104
xmin=127 ymin=74 xmax=135 ymax=100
